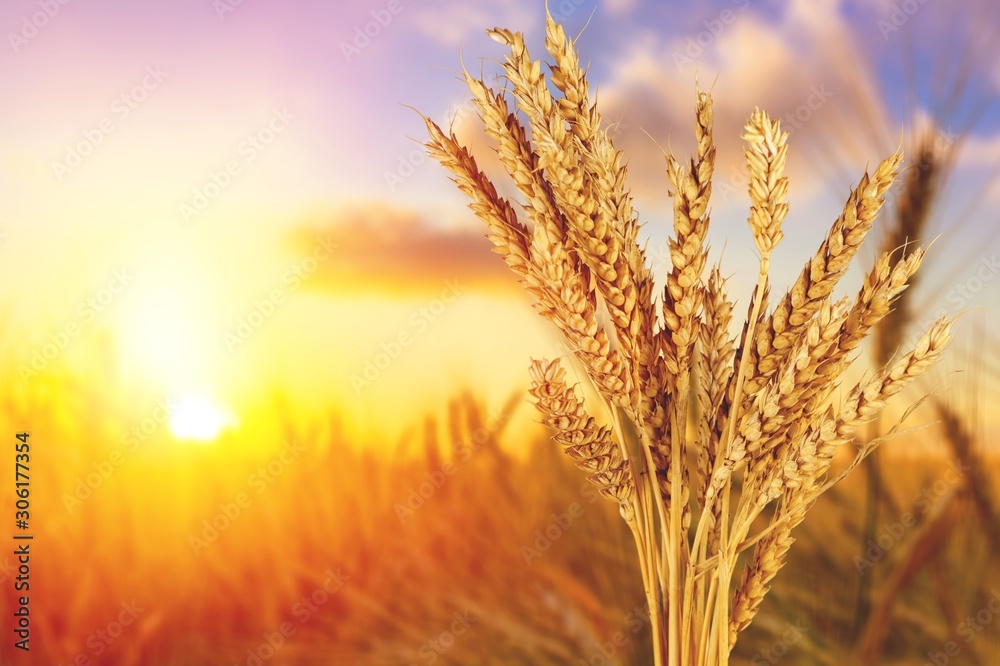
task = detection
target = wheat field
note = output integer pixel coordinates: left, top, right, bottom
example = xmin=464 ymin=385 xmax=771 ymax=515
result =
xmin=0 ymin=353 xmax=997 ymax=664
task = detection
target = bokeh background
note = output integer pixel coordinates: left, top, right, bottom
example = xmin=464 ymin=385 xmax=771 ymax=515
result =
xmin=0 ymin=0 xmax=997 ymax=663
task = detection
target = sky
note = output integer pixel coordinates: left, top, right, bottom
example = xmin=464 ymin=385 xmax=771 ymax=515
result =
xmin=0 ymin=0 xmax=997 ymax=441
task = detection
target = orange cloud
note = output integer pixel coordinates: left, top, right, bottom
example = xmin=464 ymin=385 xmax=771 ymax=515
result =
xmin=286 ymin=204 xmax=520 ymax=297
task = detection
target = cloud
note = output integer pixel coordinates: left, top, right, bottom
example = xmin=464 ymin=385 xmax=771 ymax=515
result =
xmin=411 ymin=2 xmax=538 ymax=48
xmin=589 ymin=1 xmax=893 ymax=209
xmin=952 ymin=131 xmax=1000 ymax=208
xmin=286 ymin=204 xmax=520 ymax=297
xmin=958 ymin=132 xmax=1000 ymax=168
xmin=604 ymin=0 xmax=639 ymax=16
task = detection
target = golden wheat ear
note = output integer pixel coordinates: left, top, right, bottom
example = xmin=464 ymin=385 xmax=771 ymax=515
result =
xmin=528 ymin=358 xmax=635 ymax=520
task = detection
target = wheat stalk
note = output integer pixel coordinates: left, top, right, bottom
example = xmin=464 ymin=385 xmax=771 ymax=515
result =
xmin=420 ymin=10 xmax=956 ymax=665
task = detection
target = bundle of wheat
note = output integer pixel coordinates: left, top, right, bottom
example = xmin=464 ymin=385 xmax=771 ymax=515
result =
xmin=420 ymin=11 xmax=955 ymax=665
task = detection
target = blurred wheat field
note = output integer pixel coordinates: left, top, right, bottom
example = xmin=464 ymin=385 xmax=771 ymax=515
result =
xmin=0 ymin=334 xmax=997 ymax=664
xmin=0 ymin=352 xmax=647 ymax=665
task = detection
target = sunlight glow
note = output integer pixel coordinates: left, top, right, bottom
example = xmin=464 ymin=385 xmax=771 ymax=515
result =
xmin=114 ymin=263 xmax=229 ymax=394
xmin=169 ymin=395 xmax=236 ymax=442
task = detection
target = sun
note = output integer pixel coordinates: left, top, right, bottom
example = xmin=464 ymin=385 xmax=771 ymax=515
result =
xmin=169 ymin=395 xmax=236 ymax=442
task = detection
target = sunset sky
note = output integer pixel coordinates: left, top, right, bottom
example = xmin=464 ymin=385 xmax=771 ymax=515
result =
xmin=1 ymin=0 xmax=997 ymax=440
